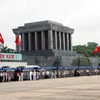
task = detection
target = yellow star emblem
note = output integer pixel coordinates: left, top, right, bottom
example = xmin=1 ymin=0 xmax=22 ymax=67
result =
xmin=0 ymin=36 xmax=2 ymax=40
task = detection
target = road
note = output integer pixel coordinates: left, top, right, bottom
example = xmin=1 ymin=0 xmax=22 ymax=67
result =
xmin=0 ymin=76 xmax=100 ymax=100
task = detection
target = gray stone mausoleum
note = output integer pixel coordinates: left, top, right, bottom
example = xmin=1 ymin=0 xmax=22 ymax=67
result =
xmin=13 ymin=20 xmax=77 ymax=66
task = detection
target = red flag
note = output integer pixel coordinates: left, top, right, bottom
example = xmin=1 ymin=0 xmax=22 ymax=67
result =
xmin=92 ymin=46 xmax=100 ymax=54
xmin=15 ymin=35 xmax=21 ymax=46
xmin=0 ymin=33 xmax=4 ymax=44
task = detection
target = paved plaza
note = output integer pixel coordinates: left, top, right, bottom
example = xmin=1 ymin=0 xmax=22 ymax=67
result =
xmin=0 ymin=76 xmax=100 ymax=100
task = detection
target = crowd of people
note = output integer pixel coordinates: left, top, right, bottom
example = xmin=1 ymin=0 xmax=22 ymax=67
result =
xmin=0 ymin=66 xmax=100 ymax=82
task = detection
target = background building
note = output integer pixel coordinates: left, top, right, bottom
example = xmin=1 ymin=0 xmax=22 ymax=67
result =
xmin=0 ymin=53 xmax=27 ymax=67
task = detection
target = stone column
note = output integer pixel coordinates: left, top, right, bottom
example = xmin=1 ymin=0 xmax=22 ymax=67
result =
xmin=69 ymin=34 xmax=72 ymax=51
xmin=67 ymin=33 xmax=69 ymax=51
xmin=22 ymin=33 xmax=25 ymax=51
xmin=59 ymin=32 xmax=61 ymax=50
xmin=41 ymin=31 xmax=45 ymax=50
xmin=35 ymin=32 xmax=38 ymax=50
xmin=28 ymin=33 xmax=31 ymax=51
xmin=48 ymin=30 xmax=53 ymax=49
xmin=63 ymin=33 xmax=65 ymax=50
xmin=55 ymin=31 xmax=57 ymax=49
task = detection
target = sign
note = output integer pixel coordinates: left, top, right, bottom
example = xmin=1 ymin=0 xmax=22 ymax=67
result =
xmin=0 ymin=53 xmax=22 ymax=60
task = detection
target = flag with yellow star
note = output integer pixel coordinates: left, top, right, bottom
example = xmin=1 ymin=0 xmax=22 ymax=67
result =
xmin=0 ymin=33 xmax=4 ymax=44
xmin=92 ymin=46 xmax=100 ymax=54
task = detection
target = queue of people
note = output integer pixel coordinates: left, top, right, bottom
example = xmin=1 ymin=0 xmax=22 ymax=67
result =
xmin=0 ymin=67 xmax=100 ymax=83
xmin=0 ymin=70 xmax=10 ymax=82
xmin=0 ymin=68 xmax=70 ymax=82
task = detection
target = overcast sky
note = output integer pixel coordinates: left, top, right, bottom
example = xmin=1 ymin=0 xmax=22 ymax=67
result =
xmin=0 ymin=0 xmax=100 ymax=49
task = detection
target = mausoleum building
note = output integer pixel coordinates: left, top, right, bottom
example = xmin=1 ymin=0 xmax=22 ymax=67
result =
xmin=13 ymin=20 xmax=77 ymax=66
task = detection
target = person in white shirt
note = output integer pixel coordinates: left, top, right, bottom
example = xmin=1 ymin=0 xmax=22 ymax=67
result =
xmin=29 ymin=70 xmax=33 ymax=80
xmin=33 ymin=70 xmax=36 ymax=80
xmin=0 ymin=71 xmax=3 ymax=82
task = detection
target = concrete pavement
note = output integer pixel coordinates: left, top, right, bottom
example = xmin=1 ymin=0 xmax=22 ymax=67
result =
xmin=0 ymin=76 xmax=100 ymax=100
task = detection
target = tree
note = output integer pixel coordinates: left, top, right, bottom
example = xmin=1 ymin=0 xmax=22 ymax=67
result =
xmin=87 ymin=42 xmax=98 ymax=50
xmin=71 ymin=56 xmax=92 ymax=66
xmin=73 ymin=42 xmax=99 ymax=57
xmin=1 ymin=46 xmax=16 ymax=53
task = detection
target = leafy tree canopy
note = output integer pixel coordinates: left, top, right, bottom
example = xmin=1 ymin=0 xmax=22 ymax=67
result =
xmin=71 ymin=56 xmax=92 ymax=66
xmin=1 ymin=46 xmax=16 ymax=53
xmin=73 ymin=42 xmax=98 ymax=57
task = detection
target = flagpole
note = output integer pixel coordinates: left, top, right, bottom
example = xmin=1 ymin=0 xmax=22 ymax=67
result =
xmin=18 ymin=31 xmax=20 ymax=62
xmin=15 ymin=31 xmax=22 ymax=62
xmin=0 ymin=33 xmax=4 ymax=67
xmin=18 ymin=45 xmax=20 ymax=62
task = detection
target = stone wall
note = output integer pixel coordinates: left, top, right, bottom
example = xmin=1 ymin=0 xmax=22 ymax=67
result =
xmin=0 ymin=62 xmax=27 ymax=68
xmin=22 ymin=49 xmax=77 ymax=56
xmin=22 ymin=54 xmax=100 ymax=67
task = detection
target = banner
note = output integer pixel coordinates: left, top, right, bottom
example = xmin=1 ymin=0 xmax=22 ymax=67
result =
xmin=0 ymin=53 xmax=22 ymax=60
